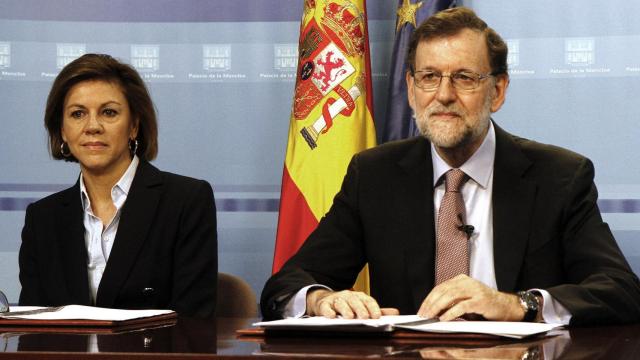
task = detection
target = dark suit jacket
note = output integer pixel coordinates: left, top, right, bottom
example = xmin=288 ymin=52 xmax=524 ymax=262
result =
xmin=261 ymin=124 xmax=640 ymax=325
xmin=19 ymin=160 xmax=218 ymax=318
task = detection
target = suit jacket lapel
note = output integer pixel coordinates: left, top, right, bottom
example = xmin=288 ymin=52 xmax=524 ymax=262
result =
xmin=492 ymin=124 xmax=537 ymax=292
xmin=58 ymin=181 xmax=91 ymax=305
xmin=96 ymin=161 xmax=163 ymax=307
xmin=397 ymin=138 xmax=437 ymax=310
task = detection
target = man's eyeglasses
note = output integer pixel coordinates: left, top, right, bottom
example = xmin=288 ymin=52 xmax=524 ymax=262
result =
xmin=412 ymin=70 xmax=494 ymax=91
xmin=0 ymin=291 xmax=8 ymax=313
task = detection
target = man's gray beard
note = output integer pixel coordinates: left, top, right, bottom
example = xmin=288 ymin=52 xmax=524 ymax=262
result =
xmin=414 ymin=96 xmax=492 ymax=149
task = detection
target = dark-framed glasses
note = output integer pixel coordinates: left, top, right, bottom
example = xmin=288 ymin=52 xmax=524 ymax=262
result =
xmin=0 ymin=290 xmax=8 ymax=313
xmin=412 ymin=70 xmax=494 ymax=91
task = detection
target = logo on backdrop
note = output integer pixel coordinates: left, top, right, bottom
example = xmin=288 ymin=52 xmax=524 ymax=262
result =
xmin=274 ymin=44 xmax=298 ymax=72
xmin=0 ymin=43 xmax=10 ymax=69
xmin=565 ymin=38 xmax=595 ymax=67
xmin=56 ymin=44 xmax=85 ymax=69
xmin=550 ymin=37 xmax=607 ymax=76
xmin=506 ymin=40 xmax=520 ymax=68
xmin=294 ymin=1 xmax=366 ymax=149
xmin=203 ymin=45 xmax=231 ymax=72
xmin=505 ymin=39 xmax=535 ymax=76
xmin=131 ymin=45 xmax=160 ymax=72
xmin=189 ymin=44 xmax=245 ymax=81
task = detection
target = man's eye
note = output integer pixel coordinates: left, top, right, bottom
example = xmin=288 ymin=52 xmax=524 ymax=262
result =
xmin=420 ymin=72 xmax=439 ymax=81
xmin=453 ymin=72 xmax=475 ymax=82
xmin=418 ymin=72 xmax=440 ymax=82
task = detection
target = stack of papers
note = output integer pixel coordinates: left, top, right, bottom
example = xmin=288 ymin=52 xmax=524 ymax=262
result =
xmin=254 ymin=315 xmax=563 ymax=339
xmin=0 ymin=305 xmax=174 ymax=321
xmin=0 ymin=305 xmax=177 ymax=333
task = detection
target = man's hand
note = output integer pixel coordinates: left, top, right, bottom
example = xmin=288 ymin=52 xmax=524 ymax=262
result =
xmin=306 ymin=289 xmax=399 ymax=319
xmin=418 ymin=275 xmax=525 ymax=321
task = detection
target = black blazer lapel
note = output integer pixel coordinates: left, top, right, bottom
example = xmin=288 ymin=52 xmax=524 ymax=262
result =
xmin=397 ymin=138 xmax=437 ymax=310
xmin=96 ymin=161 xmax=163 ymax=307
xmin=492 ymin=124 xmax=537 ymax=292
xmin=57 ymin=182 xmax=91 ymax=305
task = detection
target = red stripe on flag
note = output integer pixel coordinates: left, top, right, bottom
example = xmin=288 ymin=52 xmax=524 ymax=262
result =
xmin=272 ymin=166 xmax=319 ymax=273
xmin=362 ymin=0 xmax=374 ymax=116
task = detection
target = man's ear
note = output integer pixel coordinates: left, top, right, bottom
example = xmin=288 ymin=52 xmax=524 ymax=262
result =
xmin=406 ymin=71 xmax=416 ymax=111
xmin=490 ymin=74 xmax=509 ymax=113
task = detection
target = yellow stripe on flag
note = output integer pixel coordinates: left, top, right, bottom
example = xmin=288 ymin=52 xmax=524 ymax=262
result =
xmin=274 ymin=0 xmax=375 ymax=293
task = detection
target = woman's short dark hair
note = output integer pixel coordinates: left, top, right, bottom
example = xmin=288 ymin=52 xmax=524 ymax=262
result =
xmin=45 ymin=53 xmax=158 ymax=161
xmin=407 ymin=7 xmax=508 ymax=76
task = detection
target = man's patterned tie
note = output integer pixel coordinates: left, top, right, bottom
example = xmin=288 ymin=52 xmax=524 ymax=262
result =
xmin=435 ymin=169 xmax=470 ymax=285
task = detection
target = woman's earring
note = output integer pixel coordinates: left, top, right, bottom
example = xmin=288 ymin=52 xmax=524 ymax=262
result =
xmin=129 ymin=138 xmax=139 ymax=155
xmin=60 ymin=142 xmax=71 ymax=157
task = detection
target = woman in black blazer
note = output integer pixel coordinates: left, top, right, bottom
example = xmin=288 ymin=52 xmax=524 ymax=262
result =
xmin=18 ymin=54 xmax=217 ymax=318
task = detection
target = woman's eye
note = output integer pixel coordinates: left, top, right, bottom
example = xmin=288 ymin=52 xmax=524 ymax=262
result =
xmin=70 ymin=110 xmax=83 ymax=119
xmin=103 ymin=109 xmax=117 ymax=117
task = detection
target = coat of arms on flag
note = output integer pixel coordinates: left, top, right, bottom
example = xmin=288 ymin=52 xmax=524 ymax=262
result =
xmin=273 ymin=0 xmax=376 ymax=295
xmin=293 ymin=2 xmax=368 ymax=150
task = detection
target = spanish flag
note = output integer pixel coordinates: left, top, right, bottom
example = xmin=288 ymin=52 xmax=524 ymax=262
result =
xmin=272 ymin=0 xmax=376 ymax=292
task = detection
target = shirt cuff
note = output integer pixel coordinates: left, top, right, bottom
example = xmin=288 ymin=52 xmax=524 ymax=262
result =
xmin=282 ymin=284 xmax=332 ymax=318
xmin=532 ymin=288 xmax=572 ymax=325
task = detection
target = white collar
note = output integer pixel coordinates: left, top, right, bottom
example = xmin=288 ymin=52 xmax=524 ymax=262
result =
xmin=80 ymin=155 xmax=140 ymax=210
xmin=431 ymin=121 xmax=496 ymax=189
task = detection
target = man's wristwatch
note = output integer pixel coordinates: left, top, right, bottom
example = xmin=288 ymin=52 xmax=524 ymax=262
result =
xmin=517 ymin=290 xmax=540 ymax=322
xmin=521 ymin=345 xmax=541 ymax=360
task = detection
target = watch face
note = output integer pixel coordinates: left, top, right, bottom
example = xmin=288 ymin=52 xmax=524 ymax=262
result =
xmin=518 ymin=291 xmax=539 ymax=322
xmin=523 ymin=292 xmax=539 ymax=311
xmin=518 ymin=290 xmax=540 ymax=321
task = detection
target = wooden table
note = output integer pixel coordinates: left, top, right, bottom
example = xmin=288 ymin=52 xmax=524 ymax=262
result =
xmin=1 ymin=316 xmax=639 ymax=359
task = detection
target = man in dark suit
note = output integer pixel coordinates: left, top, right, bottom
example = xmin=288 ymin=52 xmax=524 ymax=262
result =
xmin=261 ymin=7 xmax=640 ymax=325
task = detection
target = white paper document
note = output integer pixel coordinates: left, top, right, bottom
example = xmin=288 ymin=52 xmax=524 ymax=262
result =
xmin=255 ymin=315 xmax=426 ymax=332
xmin=0 ymin=305 xmax=174 ymax=321
xmin=254 ymin=315 xmax=563 ymax=339
xmin=396 ymin=320 xmax=562 ymax=339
